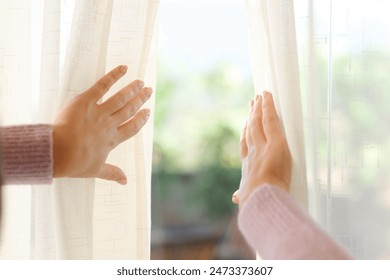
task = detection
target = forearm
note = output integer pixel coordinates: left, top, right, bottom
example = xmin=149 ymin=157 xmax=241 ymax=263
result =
xmin=0 ymin=124 xmax=53 ymax=185
xmin=238 ymin=184 xmax=353 ymax=259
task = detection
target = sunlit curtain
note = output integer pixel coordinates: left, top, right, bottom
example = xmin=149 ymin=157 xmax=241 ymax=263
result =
xmin=247 ymin=0 xmax=390 ymax=259
xmin=296 ymin=0 xmax=390 ymax=259
xmin=0 ymin=0 xmax=159 ymax=259
xmin=245 ymin=0 xmax=308 ymax=209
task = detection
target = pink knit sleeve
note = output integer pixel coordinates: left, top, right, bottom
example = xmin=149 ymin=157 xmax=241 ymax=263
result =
xmin=0 ymin=124 xmax=53 ymax=185
xmin=238 ymin=184 xmax=353 ymax=259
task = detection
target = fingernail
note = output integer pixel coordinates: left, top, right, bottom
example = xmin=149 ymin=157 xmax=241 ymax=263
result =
xmin=119 ymin=65 xmax=128 ymax=74
xmin=263 ymin=90 xmax=270 ymax=97
xmin=137 ymin=80 xmax=144 ymax=88
xmin=118 ymin=179 xmax=127 ymax=185
xmin=146 ymin=109 xmax=151 ymax=117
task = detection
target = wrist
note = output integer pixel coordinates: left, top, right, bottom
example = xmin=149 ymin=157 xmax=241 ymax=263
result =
xmin=52 ymin=124 xmax=69 ymax=178
xmin=239 ymin=179 xmax=290 ymax=206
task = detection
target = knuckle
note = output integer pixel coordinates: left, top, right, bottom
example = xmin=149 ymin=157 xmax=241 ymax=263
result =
xmin=98 ymin=79 xmax=111 ymax=92
xmin=104 ymin=166 xmax=118 ymax=181
xmin=134 ymin=116 xmax=145 ymax=129
xmin=120 ymin=111 xmax=148 ymax=139
xmin=249 ymin=118 xmax=260 ymax=128
xmin=138 ymin=87 xmax=152 ymax=99
xmin=113 ymin=93 xmax=128 ymax=110
xmin=129 ymin=97 xmax=144 ymax=113
xmin=97 ymin=71 xmax=120 ymax=93
xmin=111 ymin=70 xmax=121 ymax=80
xmin=133 ymin=114 xmax=147 ymax=130
xmin=123 ymin=122 xmax=140 ymax=138
xmin=126 ymin=103 xmax=138 ymax=117
xmin=141 ymin=91 xmax=150 ymax=102
xmin=118 ymin=92 xmax=128 ymax=106
xmin=105 ymin=129 xmax=119 ymax=149
xmin=264 ymin=114 xmax=278 ymax=126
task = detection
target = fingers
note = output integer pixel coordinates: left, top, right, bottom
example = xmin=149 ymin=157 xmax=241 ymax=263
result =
xmin=240 ymin=100 xmax=252 ymax=159
xmin=117 ymin=108 xmax=151 ymax=142
xmin=102 ymin=79 xmax=146 ymax=114
xmin=262 ymin=91 xmax=283 ymax=141
xmin=111 ymin=87 xmax=153 ymax=125
xmin=249 ymin=95 xmax=266 ymax=145
xmin=239 ymin=121 xmax=248 ymax=160
xmin=97 ymin=163 xmax=127 ymax=185
xmin=245 ymin=99 xmax=255 ymax=147
xmin=85 ymin=65 xmax=128 ymax=102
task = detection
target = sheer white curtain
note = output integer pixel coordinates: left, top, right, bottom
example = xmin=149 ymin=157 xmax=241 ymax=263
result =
xmin=0 ymin=0 xmax=159 ymax=259
xmin=247 ymin=0 xmax=390 ymax=259
xmin=296 ymin=0 xmax=390 ymax=259
xmin=245 ymin=0 xmax=308 ymax=209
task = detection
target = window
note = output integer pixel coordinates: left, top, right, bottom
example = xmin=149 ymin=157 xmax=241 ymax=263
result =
xmin=151 ymin=0 xmax=255 ymax=260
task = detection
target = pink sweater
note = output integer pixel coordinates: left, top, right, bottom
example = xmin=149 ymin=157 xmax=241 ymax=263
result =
xmin=0 ymin=125 xmax=53 ymax=185
xmin=238 ymin=184 xmax=353 ymax=259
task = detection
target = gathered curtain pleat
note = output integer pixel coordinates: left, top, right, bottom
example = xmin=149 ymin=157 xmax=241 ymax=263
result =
xmin=245 ymin=0 xmax=308 ymax=209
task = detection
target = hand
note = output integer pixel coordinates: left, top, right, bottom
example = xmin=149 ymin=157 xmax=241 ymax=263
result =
xmin=232 ymin=91 xmax=292 ymax=205
xmin=52 ymin=65 xmax=152 ymax=185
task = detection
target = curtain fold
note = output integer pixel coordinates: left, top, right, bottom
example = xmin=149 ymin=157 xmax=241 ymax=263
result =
xmin=0 ymin=0 xmax=159 ymax=260
xmin=245 ymin=0 xmax=308 ymax=209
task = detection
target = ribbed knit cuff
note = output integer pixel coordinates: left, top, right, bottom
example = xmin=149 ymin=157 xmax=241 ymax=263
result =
xmin=238 ymin=184 xmax=301 ymax=257
xmin=238 ymin=184 xmax=354 ymax=259
xmin=0 ymin=124 xmax=53 ymax=185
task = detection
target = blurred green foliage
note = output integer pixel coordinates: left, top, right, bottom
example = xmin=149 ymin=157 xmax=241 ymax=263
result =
xmin=308 ymin=50 xmax=390 ymax=190
xmin=152 ymin=58 xmax=253 ymax=224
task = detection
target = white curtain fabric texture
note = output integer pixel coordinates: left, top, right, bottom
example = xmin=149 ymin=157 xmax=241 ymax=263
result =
xmin=0 ymin=0 xmax=159 ymax=259
xmin=245 ymin=0 xmax=308 ymax=208
xmin=297 ymin=0 xmax=390 ymax=259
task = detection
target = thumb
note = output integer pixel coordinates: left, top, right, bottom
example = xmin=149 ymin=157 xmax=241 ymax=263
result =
xmin=97 ymin=163 xmax=127 ymax=185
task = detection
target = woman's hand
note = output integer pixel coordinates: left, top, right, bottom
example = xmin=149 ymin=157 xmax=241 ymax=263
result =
xmin=52 ymin=65 xmax=152 ymax=185
xmin=233 ymin=91 xmax=292 ymax=205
